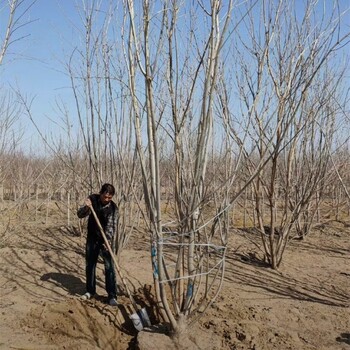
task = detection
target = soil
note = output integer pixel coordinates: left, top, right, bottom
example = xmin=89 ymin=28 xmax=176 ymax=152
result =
xmin=0 ymin=211 xmax=349 ymax=350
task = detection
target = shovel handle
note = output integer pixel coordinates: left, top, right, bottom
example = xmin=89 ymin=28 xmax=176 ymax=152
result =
xmin=89 ymin=205 xmax=138 ymax=312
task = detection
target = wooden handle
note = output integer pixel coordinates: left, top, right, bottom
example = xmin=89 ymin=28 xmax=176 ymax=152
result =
xmin=89 ymin=205 xmax=138 ymax=312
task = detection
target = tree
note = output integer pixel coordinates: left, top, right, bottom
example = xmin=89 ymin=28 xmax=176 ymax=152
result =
xmin=0 ymin=0 xmax=37 ymax=198
xmin=227 ymin=0 xmax=350 ymax=268
xmin=0 ymin=0 xmax=36 ymax=66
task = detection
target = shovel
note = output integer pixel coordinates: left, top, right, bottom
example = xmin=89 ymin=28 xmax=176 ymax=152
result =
xmin=89 ymin=205 xmax=151 ymax=331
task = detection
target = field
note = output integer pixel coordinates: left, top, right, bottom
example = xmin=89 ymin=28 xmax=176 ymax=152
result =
xmin=0 ymin=205 xmax=349 ymax=350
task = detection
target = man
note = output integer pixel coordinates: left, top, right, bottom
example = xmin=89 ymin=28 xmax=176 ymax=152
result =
xmin=77 ymin=183 xmax=118 ymax=306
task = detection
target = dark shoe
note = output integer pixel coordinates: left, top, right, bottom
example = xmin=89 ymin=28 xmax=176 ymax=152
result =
xmin=109 ymin=297 xmax=118 ymax=306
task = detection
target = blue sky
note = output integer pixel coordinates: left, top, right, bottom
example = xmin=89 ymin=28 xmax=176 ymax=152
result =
xmin=0 ymin=0 xmax=82 ymax=148
xmin=1 ymin=0 xmax=349 ymax=152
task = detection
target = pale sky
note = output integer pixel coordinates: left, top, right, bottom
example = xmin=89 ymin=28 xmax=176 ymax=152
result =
xmin=1 ymin=1 xmax=84 ymax=149
xmin=1 ymin=0 xmax=349 ymax=152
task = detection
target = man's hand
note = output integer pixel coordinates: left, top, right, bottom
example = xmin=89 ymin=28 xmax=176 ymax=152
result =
xmin=77 ymin=198 xmax=92 ymax=219
xmin=101 ymin=243 xmax=110 ymax=254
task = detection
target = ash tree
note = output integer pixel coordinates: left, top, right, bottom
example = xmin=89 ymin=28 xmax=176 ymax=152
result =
xmin=123 ymin=0 xmax=272 ymax=332
xmin=220 ymin=0 xmax=350 ymax=269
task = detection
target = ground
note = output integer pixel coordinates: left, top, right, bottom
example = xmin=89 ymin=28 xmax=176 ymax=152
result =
xmin=0 ymin=212 xmax=349 ymax=350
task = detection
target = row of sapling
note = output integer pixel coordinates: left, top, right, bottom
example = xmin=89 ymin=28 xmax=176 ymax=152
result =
xmin=327 ymin=148 xmax=350 ymax=220
xmin=0 ymin=0 xmax=36 ymax=191
xmin=0 ymin=0 xmax=59 ymax=219
xmin=0 ymin=0 xmax=38 ymax=221
xmin=62 ymin=0 xmax=144 ymax=256
xmin=218 ymin=0 xmax=350 ymax=269
xmin=0 ymin=0 xmax=144 ymax=253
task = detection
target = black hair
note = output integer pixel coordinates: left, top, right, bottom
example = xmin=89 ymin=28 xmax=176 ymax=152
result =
xmin=99 ymin=183 xmax=115 ymax=196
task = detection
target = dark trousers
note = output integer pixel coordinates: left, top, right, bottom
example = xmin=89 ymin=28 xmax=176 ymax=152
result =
xmin=85 ymin=233 xmax=117 ymax=298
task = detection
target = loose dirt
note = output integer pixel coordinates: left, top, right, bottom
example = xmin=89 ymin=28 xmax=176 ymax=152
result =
xmin=0 ymin=215 xmax=349 ymax=349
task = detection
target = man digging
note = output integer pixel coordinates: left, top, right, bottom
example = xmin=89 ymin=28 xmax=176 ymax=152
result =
xmin=77 ymin=183 xmax=118 ymax=306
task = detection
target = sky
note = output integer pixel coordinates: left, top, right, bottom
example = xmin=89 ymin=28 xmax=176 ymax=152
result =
xmin=0 ymin=1 xmax=84 ymax=149
xmin=1 ymin=0 xmax=349 ymax=153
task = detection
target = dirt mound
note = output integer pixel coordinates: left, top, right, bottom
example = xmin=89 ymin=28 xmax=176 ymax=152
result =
xmin=22 ymin=298 xmax=123 ymax=350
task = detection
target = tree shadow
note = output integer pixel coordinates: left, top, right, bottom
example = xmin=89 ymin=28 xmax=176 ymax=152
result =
xmin=40 ymin=272 xmax=85 ymax=295
xmin=236 ymin=252 xmax=270 ymax=268
xmin=116 ymin=280 xmax=159 ymax=327
xmin=336 ymin=333 xmax=350 ymax=345
xmin=58 ymin=225 xmax=82 ymax=237
xmin=224 ymin=254 xmax=349 ymax=308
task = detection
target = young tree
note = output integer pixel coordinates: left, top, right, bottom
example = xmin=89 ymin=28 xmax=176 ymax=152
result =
xmin=0 ymin=0 xmax=37 ymax=201
xmin=61 ymin=1 xmax=143 ymax=255
xmin=227 ymin=0 xmax=350 ymax=269
xmin=123 ymin=0 xmax=273 ymax=332
xmin=0 ymin=0 xmax=36 ymax=66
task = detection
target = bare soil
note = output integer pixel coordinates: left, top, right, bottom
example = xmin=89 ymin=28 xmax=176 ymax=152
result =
xmin=0 ymin=211 xmax=349 ymax=350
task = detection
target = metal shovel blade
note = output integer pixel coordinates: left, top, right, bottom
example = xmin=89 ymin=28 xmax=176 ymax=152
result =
xmin=138 ymin=307 xmax=151 ymax=327
xmin=130 ymin=312 xmax=144 ymax=331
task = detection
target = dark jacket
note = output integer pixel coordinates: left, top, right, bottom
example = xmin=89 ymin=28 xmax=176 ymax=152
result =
xmin=77 ymin=194 xmax=118 ymax=243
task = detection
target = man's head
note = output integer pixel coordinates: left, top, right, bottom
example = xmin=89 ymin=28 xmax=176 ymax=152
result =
xmin=99 ymin=183 xmax=115 ymax=204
